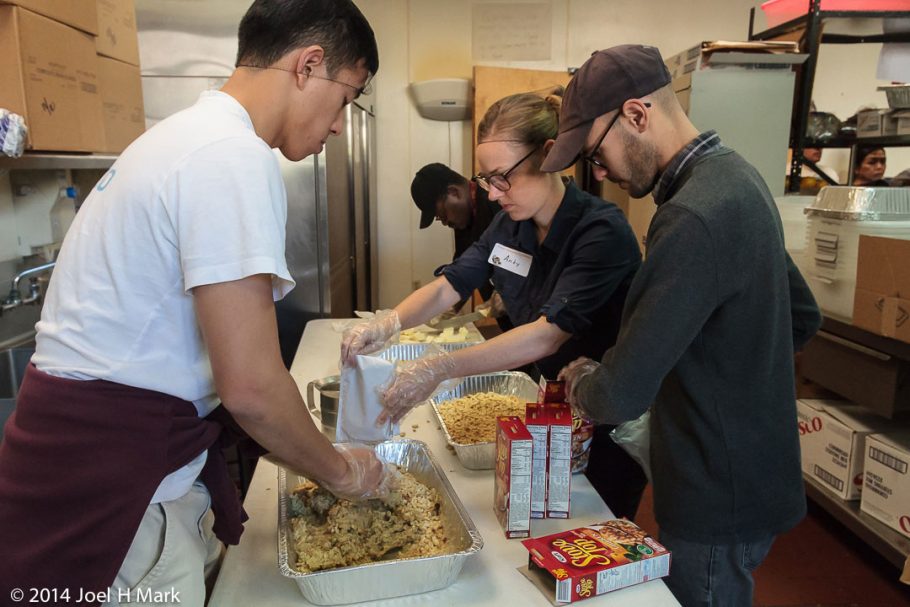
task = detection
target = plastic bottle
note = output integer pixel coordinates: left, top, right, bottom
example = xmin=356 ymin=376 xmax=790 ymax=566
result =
xmin=49 ymin=186 xmax=77 ymax=243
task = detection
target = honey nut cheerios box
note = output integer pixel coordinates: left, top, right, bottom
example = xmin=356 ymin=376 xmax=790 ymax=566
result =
xmin=520 ymin=519 xmax=671 ymax=603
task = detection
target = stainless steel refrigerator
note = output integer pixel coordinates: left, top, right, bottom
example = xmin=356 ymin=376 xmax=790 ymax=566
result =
xmin=137 ymin=1 xmax=377 ymax=365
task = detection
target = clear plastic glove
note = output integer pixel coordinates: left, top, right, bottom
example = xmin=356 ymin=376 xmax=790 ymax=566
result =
xmin=321 ymin=443 xmax=399 ymax=501
xmin=557 ymin=356 xmax=600 ymax=417
xmin=340 ymin=309 xmax=401 ymax=365
xmin=379 ymin=351 xmax=457 ymax=424
xmin=476 ymin=291 xmax=505 ymax=319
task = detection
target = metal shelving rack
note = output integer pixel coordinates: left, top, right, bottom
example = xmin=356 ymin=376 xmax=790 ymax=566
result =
xmin=0 ymin=153 xmax=117 ymax=171
xmin=748 ymin=2 xmax=910 ymax=191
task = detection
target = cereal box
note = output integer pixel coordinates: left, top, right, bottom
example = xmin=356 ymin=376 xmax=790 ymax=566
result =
xmin=547 ymin=403 xmax=573 ymax=518
xmin=539 ymin=378 xmax=593 ymax=474
xmin=494 ymin=416 xmax=533 ymax=538
xmin=521 ymin=519 xmax=671 ymax=603
xmin=526 ymin=403 xmax=549 ymax=519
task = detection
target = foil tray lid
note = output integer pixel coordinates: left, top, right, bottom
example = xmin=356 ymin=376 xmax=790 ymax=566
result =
xmin=805 ymin=186 xmax=910 ymax=221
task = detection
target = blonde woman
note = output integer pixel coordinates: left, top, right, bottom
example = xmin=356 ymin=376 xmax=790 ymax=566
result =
xmin=343 ymin=90 xmax=647 ymax=518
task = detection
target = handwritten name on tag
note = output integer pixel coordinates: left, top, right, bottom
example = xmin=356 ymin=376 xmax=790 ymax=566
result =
xmin=488 ymin=243 xmax=532 ymax=277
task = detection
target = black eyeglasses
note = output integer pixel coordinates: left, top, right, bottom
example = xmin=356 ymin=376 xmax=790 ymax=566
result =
xmin=236 ymin=64 xmax=372 ymax=97
xmin=583 ymin=102 xmax=651 ymax=170
xmin=473 ymin=147 xmax=539 ymax=192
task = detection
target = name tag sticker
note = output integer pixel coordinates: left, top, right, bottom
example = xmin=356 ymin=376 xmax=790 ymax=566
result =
xmin=488 ymin=243 xmax=532 ymax=277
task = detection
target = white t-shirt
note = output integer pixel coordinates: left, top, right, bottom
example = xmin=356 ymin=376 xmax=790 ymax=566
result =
xmin=33 ymin=91 xmax=294 ymax=502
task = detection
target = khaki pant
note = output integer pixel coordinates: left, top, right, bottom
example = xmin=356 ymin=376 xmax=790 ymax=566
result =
xmin=104 ymin=483 xmax=224 ymax=607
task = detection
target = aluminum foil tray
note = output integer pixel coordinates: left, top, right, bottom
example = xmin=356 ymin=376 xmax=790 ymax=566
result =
xmin=430 ymin=371 xmax=539 ymax=470
xmin=278 ymin=439 xmax=483 ymax=605
xmin=805 ymin=186 xmax=910 ymax=221
xmin=377 ymin=342 xmax=472 ymax=362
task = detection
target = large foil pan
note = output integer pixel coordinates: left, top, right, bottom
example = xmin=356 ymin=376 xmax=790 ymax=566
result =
xmin=805 ymin=186 xmax=910 ymax=221
xmin=278 ymin=439 xmax=483 ymax=605
xmin=430 ymin=371 xmax=540 ymax=470
xmin=377 ymin=342 xmax=472 ymax=362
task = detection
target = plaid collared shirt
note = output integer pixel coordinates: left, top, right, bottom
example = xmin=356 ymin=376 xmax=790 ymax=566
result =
xmin=652 ymin=130 xmax=722 ymax=205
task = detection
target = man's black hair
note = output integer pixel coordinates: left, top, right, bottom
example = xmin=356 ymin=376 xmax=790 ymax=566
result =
xmin=411 ymin=163 xmax=468 ymax=207
xmin=236 ymin=0 xmax=379 ymax=77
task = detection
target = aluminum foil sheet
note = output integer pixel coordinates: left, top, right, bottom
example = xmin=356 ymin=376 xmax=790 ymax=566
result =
xmin=805 ymin=186 xmax=910 ymax=221
xmin=430 ymin=371 xmax=540 ymax=470
xmin=278 ymin=439 xmax=483 ymax=605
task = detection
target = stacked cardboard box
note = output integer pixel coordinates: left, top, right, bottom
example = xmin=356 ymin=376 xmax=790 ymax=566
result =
xmin=852 ymin=236 xmax=910 ymax=345
xmin=0 ymin=3 xmax=104 ymax=151
xmin=95 ymin=0 xmax=143 ymax=153
xmin=861 ymin=432 xmax=910 ymax=540
xmin=796 ymin=399 xmax=891 ymax=500
xmin=0 ymin=0 xmax=143 ymax=153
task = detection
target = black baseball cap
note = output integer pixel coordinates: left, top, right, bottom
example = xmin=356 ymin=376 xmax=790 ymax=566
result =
xmin=410 ymin=163 xmax=464 ymax=229
xmin=542 ymin=44 xmax=672 ymax=172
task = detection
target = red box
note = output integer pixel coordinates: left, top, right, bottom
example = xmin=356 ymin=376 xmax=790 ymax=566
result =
xmin=495 ymin=416 xmax=533 ymax=538
xmin=547 ymin=403 xmax=573 ymax=518
xmin=521 ymin=520 xmax=671 ymax=603
xmin=761 ymin=0 xmax=910 ymax=28
xmin=539 ymin=378 xmax=567 ymax=404
xmin=526 ymin=403 xmax=549 ymax=519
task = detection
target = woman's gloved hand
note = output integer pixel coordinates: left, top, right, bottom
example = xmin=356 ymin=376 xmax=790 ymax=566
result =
xmin=379 ymin=351 xmax=457 ymax=424
xmin=321 ymin=443 xmax=400 ymax=501
xmin=558 ymin=356 xmax=599 ymax=417
xmin=340 ymin=310 xmax=401 ymax=365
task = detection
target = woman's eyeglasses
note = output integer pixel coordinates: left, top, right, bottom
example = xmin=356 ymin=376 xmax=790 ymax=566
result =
xmin=473 ymin=147 xmax=539 ymax=192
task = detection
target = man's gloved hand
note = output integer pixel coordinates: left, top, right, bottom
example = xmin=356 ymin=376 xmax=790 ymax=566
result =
xmin=321 ymin=443 xmax=399 ymax=501
xmin=379 ymin=351 xmax=457 ymax=424
xmin=341 ymin=310 xmax=401 ymax=365
xmin=558 ymin=356 xmax=599 ymax=417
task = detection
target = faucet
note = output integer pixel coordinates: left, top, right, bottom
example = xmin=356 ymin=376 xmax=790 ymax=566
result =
xmin=1 ymin=261 xmax=56 ymax=314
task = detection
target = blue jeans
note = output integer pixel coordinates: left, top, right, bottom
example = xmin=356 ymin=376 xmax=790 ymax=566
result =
xmin=659 ymin=529 xmax=775 ymax=607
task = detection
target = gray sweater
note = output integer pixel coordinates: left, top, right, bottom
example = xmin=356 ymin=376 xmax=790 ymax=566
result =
xmin=577 ymin=148 xmax=822 ymax=543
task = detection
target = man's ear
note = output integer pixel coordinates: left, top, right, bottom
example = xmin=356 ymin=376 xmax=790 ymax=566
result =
xmin=291 ymin=45 xmax=326 ymax=87
xmin=623 ymin=99 xmax=650 ymax=133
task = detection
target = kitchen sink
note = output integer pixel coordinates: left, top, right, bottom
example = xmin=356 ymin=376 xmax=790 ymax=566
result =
xmin=0 ymin=346 xmax=34 ymax=441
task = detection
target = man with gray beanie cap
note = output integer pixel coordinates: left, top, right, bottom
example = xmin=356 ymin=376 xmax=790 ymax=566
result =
xmin=548 ymin=44 xmax=822 ymax=605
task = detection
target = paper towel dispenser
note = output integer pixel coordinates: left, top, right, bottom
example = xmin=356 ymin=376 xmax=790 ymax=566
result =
xmin=409 ymin=78 xmax=472 ymax=121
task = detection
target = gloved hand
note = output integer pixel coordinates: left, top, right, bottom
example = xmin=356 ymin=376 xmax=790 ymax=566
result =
xmin=321 ymin=443 xmax=399 ymax=501
xmin=341 ymin=310 xmax=401 ymax=365
xmin=558 ymin=356 xmax=599 ymax=417
xmin=476 ymin=291 xmax=505 ymax=319
xmin=379 ymin=351 xmax=457 ymax=424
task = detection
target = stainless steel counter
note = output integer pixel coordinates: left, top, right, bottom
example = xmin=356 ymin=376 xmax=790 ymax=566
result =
xmin=208 ymin=319 xmax=679 ymax=606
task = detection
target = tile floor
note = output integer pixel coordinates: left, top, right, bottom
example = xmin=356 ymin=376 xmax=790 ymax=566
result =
xmin=632 ymin=486 xmax=910 ymax=607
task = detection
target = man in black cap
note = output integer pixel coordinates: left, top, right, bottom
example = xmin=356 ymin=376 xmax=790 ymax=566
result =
xmin=546 ymin=44 xmax=822 ymax=605
xmin=411 ymin=163 xmax=501 ymax=302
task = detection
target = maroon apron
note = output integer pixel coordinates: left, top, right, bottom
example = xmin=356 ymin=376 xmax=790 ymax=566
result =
xmin=0 ymin=365 xmax=249 ymax=606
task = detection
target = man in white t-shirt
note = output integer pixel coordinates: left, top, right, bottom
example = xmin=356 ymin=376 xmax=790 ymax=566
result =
xmin=0 ymin=1 xmax=389 ymax=604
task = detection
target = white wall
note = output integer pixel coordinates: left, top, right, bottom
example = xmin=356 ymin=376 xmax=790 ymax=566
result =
xmin=356 ymin=0 xmax=909 ymax=308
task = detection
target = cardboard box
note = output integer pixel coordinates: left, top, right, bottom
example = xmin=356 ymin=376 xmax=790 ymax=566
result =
xmin=0 ymin=6 xmax=104 ymax=152
xmin=857 ymin=108 xmax=898 ymax=138
xmin=95 ymin=0 xmax=139 ymax=66
xmin=526 ymin=403 xmax=549 ymax=520
xmin=853 ymin=235 xmax=910 ymax=344
xmin=797 ymin=399 xmax=892 ymax=499
xmin=96 ymin=55 xmax=144 ymax=153
xmin=494 ymin=416 xmax=533 ymax=538
xmin=547 ymin=403 xmax=573 ymax=518
xmin=537 ymin=378 xmax=595 ymax=475
xmin=0 ymin=0 xmax=97 ymax=34
xmin=861 ymin=432 xmax=910 ymax=540
xmin=538 ymin=378 xmax=567 ymax=404
xmin=520 ymin=520 xmax=671 ymax=603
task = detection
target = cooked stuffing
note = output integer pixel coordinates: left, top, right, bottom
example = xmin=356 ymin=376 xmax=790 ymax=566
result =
xmin=437 ymin=392 xmax=525 ymax=444
xmin=289 ymin=470 xmax=448 ymax=573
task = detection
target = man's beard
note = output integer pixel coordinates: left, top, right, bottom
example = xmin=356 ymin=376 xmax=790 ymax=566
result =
xmin=621 ymin=128 xmax=659 ymax=199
